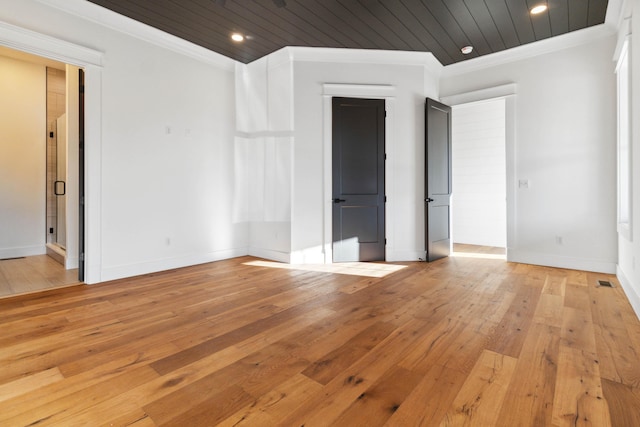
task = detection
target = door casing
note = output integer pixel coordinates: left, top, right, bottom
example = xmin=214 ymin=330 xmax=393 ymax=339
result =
xmin=322 ymin=84 xmax=396 ymax=264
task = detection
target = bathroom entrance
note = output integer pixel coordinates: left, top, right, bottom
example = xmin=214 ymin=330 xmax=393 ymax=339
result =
xmin=44 ymin=66 xmax=83 ymax=277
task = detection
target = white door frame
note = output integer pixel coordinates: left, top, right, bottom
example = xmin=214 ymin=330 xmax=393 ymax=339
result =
xmin=441 ymin=83 xmax=517 ymax=260
xmin=322 ymin=83 xmax=396 ymax=263
xmin=0 ymin=21 xmax=104 ymax=283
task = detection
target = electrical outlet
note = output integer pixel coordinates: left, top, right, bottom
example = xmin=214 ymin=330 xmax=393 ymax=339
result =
xmin=555 ymin=236 xmax=563 ymax=245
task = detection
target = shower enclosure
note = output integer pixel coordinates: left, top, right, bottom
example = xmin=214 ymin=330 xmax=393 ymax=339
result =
xmin=46 ymin=114 xmax=67 ymax=261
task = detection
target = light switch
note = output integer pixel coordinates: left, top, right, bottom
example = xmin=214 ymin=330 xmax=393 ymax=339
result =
xmin=518 ymin=179 xmax=529 ymax=189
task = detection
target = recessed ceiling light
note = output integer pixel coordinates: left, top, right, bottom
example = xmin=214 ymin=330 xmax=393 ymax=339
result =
xmin=461 ymin=45 xmax=473 ymax=55
xmin=231 ymin=33 xmax=244 ymax=42
xmin=530 ymin=4 xmax=548 ymax=14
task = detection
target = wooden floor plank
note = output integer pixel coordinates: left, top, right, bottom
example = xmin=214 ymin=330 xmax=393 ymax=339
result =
xmin=601 ymin=378 xmax=640 ymax=427
xmin=551 ymin=345 xmax=611 ymax=426
xmin=495 ymin=322 xmax=561 ymax=426
xmin=217 ymin=373 xmax=322 ymax=426
xmin=439 ymin=349 xmax=517 ymax=426
xmin=0 ymin=254 xmax=637 ymax=425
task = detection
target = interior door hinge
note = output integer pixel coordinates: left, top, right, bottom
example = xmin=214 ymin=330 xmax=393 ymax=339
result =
xmin=384 ymin=196 xmax=387 ymax=202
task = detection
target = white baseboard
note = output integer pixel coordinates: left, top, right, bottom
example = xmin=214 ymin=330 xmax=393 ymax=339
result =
xmin=507 ymin=250 xmax=617 ymax=274
xmin=248 ymin=247 xmax=291 ymax=263
xmin=386 ymin=250 xmax=426 ymax=262
xmin=0 ymin=245 xmax=46 ymax=259
xmin=617 ymin=265 xmax=640 ymax=321
xmin=99 ymin=248 xmax=248 ymax=283
xmin=65 ymin=256 xmax=79 ymax=270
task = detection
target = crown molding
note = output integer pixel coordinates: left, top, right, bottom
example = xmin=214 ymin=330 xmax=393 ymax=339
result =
xmin=0 ymin=19 xmax=102 ymax=66
xmin=442 ymin=23 xmax=617 ymax=78
xmin=36 ymin=0 xmax=236 ymax=71
xmin=440 ymin=83 xmax=517 ymax=106
xmin=288 ymin=46 xmax=443 ymax=77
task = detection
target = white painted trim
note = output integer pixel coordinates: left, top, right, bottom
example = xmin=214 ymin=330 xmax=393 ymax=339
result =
xmin=322 ymin=84 xmax=396 ymax=264
xmin=440 ymin=83 xmax=517 ymax=107
xmin=36 ymin=0 xmax=236 ymax=70
xmin=248 ymin=248 xmax=291 ymax=263
xmin=100 ymin=248 xmax=248 ymax=282
xmin=291 ymin=47 xmax=443 ymax=77
xmin=0 ymin=245 xmax=46 ymax=259
xmin=386 ymin=250 xmax=425 ymax=262
xmin=83 ymin=66 xmax=102 ymax=284
xmin=0 ymin=20 xmax=102 ymax=66
xmin=617 ymin=265 xmax=640 ymax=321
xmin=291 ymin=46 xmax=439 ymax=66
xmin=0 ymin=23 xmax=104 ymax=284
xmin=440 ymin=86 xmax=517 ymax=265
xmin=616 ymin=37 xmax=633 ymax=242
xmin=509 ymin=250 xmax=617 ymax=274
xmin=442 ymin=24 xmax=616 ymax=78
xmin=504 ymin=96 xmax=517 ymax=262
xmin=323 ymin=84 xmax=396 ymax=98
xmin=606 ymin=0 xmax=629 ymax=31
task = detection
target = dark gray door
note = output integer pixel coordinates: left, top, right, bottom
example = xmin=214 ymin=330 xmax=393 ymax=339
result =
xmin=332 ymin=97 xmax=385 ymax=262
xmin=425 ymin=98 xmax=452 ymax=262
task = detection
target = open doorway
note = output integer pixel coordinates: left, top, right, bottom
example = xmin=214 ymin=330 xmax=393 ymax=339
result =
xmin=451 ymin=98 xmax=507 ymax=258
xmin=0 ymin=47 xmax=82 ymax=298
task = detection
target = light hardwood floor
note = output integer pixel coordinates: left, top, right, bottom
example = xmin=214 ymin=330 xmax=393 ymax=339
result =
xmin=0 ymin=254 xmax=639 ymax=426
xmin=0 ymin=255 xmax=79 ymax=299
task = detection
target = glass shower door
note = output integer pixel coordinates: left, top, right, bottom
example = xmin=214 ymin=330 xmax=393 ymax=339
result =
xmin=52 ymin=114 xmax=67 ymax=249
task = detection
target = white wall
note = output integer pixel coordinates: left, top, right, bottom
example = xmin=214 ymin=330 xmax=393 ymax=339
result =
xmin=452 ymin=99 xmax=506 ymax=247
xmin=235 ymin=50 xmax=294 ymax=262
xmin=291 ymin=52 xmax=441 ymax=262
xmin=441 ymin=35 xmax=618 ymax=273
xmin=0 ymin=55 xmax=46 ymax=259
xmin=617 ymin=0 xmax=640 ymax=317
xmin=0 ymin=0 xmax=245 ymax=282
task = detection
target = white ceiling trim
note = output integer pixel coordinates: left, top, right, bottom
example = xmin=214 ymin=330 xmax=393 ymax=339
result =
xmin=36 ymin=0 xmax=236 ymax=71
xmin=290 ymin=47 xmax=443 ymax=77
xmin=442 ymin=23 xmax=617 ymax=78
xmin=0 ymin=19 xmax=102 ymax=67
xmin=440 ymin=83 xmax=517 ymax=106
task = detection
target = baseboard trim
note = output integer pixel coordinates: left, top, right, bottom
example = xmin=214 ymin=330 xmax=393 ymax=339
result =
xmin=248 ymin=247 xmax=291 ymax=263
xmin=386 ymin=250 xmax=426 ymax=262
xmin=0 ymin=245 xmax=46 ymax=260
xmin=99 ymin=248 xmax=248 ymax=283
xmin=617 ymin=265 xmax=640 ymax=321
xmin=508 ymin=250 xmax=616 ymax=274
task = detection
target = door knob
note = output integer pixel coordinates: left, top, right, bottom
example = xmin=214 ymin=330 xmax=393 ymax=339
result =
xmin=425 ymin=197 xmax=434 ymax=203
xmin=333 ymin=198 xmax=346 ymax=203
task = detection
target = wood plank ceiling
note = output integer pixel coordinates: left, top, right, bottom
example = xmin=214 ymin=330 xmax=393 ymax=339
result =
xmin=86 ymin=0 xmax=609 ymax=65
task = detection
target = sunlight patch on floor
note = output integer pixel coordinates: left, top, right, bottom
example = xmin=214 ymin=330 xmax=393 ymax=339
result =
xmin=244 ymin=260 xmax=407 ymax=278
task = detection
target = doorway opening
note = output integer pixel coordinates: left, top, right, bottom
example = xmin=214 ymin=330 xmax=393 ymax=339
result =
xmin=451 ymin=98 xmax=507 ymax=257
xmin=0 ymin=46 xmax=83 ymax=298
